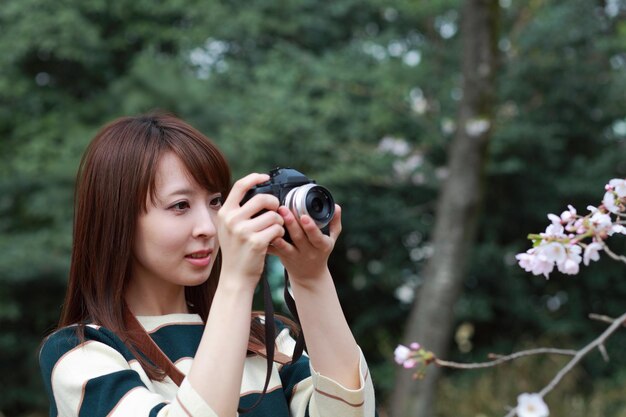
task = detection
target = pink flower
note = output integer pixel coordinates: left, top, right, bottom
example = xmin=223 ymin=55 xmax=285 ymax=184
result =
xmin=531 ymin=255 xmax=555 ymax=279
xmin=558 ymin=258 xmax=580 ymax=275
xmin=608 ymin=178 xmax=626 ymax=198
xmin=610 ymin=224 xmax=626 ymax=236
xmin=561 ymin=205 xmax=577 ymax=222
xmin=516 ymin=251 xmax=535 ymax=272
xmin=536 ymin=242 xmax=566 ymax=264
xmin=516 ymin=393 xmax=549 ymax=417
xmin=547 ymin=213 xmax=561 ymax=225
xmin=403 ymin=359 xmax=418 ymax=369
xmin=394 ymin=345 xmax=412 ymax=366
xmin=583 ymin=242 xmax=603 ymax=266
xmin=516 ymin=249 xmax=556 ymax=278
xmin=590 ymin=211 xmax=613 ymax=232
xmin=518 ymin=179 xmax=626 ymax=279
xmin=543 ymin=223 xmax=565 ymax=238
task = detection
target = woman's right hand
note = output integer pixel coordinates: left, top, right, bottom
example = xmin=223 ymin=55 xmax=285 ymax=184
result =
xmin=216 ymin=173 xmax=284 ymax=288
xmin=191 ymin=175 xmax=284 ymax=415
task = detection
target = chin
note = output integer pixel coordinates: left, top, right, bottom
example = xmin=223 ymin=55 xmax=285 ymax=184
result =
xmin=184 ymin=268 xmax=214 ymax=287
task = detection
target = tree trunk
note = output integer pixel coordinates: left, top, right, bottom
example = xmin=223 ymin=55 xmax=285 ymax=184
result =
xmin=390 ymin=1 xmax=499 ymax=416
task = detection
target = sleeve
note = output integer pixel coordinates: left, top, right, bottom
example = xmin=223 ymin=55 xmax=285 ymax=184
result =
xmin=276 ymin=328 xmax=376 ymax=417
xmin=39 ymin=327 xmax=218 ymax=417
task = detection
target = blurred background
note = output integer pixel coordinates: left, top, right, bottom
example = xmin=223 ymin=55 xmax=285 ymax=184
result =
xmin=1 ymin=0 xmax=626 ymax=416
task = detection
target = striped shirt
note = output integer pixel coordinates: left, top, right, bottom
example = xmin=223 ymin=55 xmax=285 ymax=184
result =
xmin=39 ymin=314 xmax=376 ymax=417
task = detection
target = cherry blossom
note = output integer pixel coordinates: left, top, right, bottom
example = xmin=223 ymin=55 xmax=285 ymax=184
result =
xmin=394 ymin=344 xmax=412 ymax=366
xmin=393 ymin=343 xmax=435 ymax=378
xmin=516 ymin=178 xmax=626 ymax=279
xmin=583 ymin=242 xmax=603 ymax=266
xmin=603 ymin=179 xmax=626 ymax=214
xmin=516 ymin=393 xmax=549 ymax=417
xmin=396 ymin=178 xmax=626 ymax=417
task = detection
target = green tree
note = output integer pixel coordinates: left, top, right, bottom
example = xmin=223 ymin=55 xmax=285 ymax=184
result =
xmin=1 ymin=0 xmax=625 ymax=416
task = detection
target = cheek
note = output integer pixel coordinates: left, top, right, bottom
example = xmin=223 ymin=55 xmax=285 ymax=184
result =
xmin=135 ymin=216 xmax=187 ymax=261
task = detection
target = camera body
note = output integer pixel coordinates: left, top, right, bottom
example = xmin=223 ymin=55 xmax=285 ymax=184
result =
xmin=241 ymin=168 xmax=335 ymax=242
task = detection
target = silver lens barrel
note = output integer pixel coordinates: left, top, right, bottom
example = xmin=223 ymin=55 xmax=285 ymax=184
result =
xmin=284 ymin=184 xmax=335 ymax=228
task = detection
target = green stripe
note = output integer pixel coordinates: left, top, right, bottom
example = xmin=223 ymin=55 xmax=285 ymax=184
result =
xmin=89 ymin=326 xmax=135 ymax=361
xmin=279 ymin=355 xmax=311 ymax=404
xmin=79 ymin=370 xmax=145 ymax=417
xmin=149 ymin=323 xmax=203 ymax=362
xmin=40 ymin=327 xmax=81 ymax=417
xmin=239 ymin=388 xmax=290 ymax=416
xmin=149 ymin=402 xmax=167 ymax=416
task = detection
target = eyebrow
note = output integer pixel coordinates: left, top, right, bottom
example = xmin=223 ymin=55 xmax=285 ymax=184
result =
xmin=164 ymin=188 xmax=195 ymax=198
xmin=161 ymin=188 xmax=222 ymax=200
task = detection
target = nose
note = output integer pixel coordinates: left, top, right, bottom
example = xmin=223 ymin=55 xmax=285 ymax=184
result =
xmin=193 ymin=206 xmax=217 ymax=239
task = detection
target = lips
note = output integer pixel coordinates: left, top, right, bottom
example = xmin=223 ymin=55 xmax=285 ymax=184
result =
xmin=185 ymin=249 xmax=213 ymax=267
xmin=187 ymin=251 xmax=210 ymax=259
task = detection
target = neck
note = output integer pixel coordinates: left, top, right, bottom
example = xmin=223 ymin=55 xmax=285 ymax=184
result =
xmin=125 ymin=279 xmax=189 ymax=316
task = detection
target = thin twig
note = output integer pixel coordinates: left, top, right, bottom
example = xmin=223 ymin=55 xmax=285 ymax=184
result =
xmin=435 ymin=348 xmax=576 ymax=370
xmin=588 ymin=313 xmax=616 ymax=324
xmin=598 ymin=344 xmax=610 ymax=362
xmin=587 ymin=313 xmax=626 ymax=327
xmin=601 ymin=243 xmax=626 ymax=264
xmin=502 ymin=310 xmax=626 ymax=417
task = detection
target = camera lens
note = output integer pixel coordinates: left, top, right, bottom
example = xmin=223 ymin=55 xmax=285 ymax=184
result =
xmin=284 ymin=184 xmax=335 ymax=228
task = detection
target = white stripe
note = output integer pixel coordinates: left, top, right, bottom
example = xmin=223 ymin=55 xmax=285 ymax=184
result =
xmin=239 ymin=355 xmax=283 ymax=395
xmin=135 ymin=314 xmax=203 ymax=332
xmin=108 ymin=386 xmax=169 ymax=417
xmin=52 ymin=341 xmax=133 ymax=416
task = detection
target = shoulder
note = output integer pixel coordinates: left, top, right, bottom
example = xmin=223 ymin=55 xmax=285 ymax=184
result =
xmin=39 ymin=325 xmax=168 ymax=417
xmin=39 ymin=324 xmax=134 ymax=373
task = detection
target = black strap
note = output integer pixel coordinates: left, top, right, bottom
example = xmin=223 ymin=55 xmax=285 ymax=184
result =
xmin=237 ymin=267 xmax=276 ymax=413
xmin=124 ymin=265 xmax=304 ymax=414
xmin=239 ymin=268 xmax=306 ymax=413
xmin=283 ymin=269 xmax=306 ymax=363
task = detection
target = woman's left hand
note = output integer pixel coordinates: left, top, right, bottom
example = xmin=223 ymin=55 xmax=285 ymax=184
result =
xmin=268 ymin=204 xmax=363 ymax=391
xmin=267 ymin=204 xmax=342 ymax=287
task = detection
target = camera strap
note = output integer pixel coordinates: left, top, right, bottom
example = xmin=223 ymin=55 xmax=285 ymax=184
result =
xmin=122 ymin=268 xmax=302 ymax=414
xmin=123 ymin=305 xmax=186 ymax=386
xmin=240 ymin=267 xmax=306 ymax=413
xmin=282 ymin=269 xmax=306 ymax=363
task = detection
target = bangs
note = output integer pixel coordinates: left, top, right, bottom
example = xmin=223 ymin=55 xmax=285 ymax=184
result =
xmin=167 ymin=130 xmax=232 ymax=197
xmin=145 ymin=119 xmax=231 ymax=207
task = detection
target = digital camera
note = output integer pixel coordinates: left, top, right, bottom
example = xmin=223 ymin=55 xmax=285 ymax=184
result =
xmin=240 ymin=168 xmax=335 ymax=242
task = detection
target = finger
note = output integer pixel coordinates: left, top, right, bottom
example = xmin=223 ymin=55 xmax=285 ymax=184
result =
xmin=298 ymin=214 xmax=328 ymax=248
xmin=278 ymin=206 xmax=308 ymax=248
xmin=267 ymin=236 xmax=295 ymax=256
xmin=238 ymin=193 xmax=280 ymax=219
xmin=297 ymin=204 xmax=341 ymax=248
xmin=328 ymin=204 xmax=342 ymax=242
xmin=249 ymin=224 xmax=285 ymax=249
xmin=222 ymin=173 xmax=270 ymax=210
xmin=241 ymin=210 xmax=284 ymax=234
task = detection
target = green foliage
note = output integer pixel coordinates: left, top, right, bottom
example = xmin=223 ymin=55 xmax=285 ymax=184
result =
xmin=465 ymin=0 xmax=626 ymax=358
xmin=1 ymin=0 xmax=625 ymax=415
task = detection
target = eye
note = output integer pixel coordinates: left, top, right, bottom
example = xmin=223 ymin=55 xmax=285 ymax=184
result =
xmin=209 ymin=194 xmax=223 ymax=209
xmin=170 ymin=201 xmax=190 ymax=211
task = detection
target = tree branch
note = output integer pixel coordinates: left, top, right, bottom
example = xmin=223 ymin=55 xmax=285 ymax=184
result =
xmin=435 ymin=348 xmax=577 ymax=370
xmin=502 ymin=310 xmax=626 ymax=417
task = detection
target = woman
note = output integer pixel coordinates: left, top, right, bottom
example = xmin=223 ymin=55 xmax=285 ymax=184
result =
xmin=39 ymin=113 xmax=375 ymax=417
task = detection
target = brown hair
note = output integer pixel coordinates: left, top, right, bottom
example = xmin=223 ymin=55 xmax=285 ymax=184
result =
xmin=58 ymin=112 xmax=294 ymax=380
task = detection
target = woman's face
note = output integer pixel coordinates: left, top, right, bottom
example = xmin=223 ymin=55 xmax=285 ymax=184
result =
xmin=131 ymin=151 xmax=222 ymax=294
